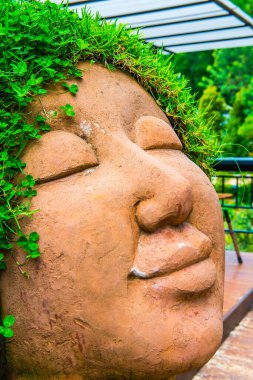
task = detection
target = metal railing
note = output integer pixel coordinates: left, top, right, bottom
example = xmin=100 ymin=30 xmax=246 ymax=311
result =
xmin=214 ymin=174 xmax=253 ymax=209
xmin=213 ymin=174 xmax=253 ymax=235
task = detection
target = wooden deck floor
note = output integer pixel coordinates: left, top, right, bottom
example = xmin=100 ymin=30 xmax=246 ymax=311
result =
xmin=224 ymin=251 xmax=253 ymax=315
xmin=194 ymin=309 xmax=253 ymax=379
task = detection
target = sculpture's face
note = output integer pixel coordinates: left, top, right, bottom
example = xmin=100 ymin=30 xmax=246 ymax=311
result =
xmin=1 ymin=63 xmax=224 ymax=379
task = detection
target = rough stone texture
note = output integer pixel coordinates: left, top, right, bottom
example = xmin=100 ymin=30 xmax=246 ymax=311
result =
xmin=1 ymin=63 xmax=225 ymax=380
xmin=134 ymin=116 xmax=182 ymax=151
xmin=21 ymin=130 xmax=98 ymax=183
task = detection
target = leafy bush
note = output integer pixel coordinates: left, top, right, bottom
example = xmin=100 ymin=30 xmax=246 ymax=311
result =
xmin=198 ymin=85 xmax=228 ymax=135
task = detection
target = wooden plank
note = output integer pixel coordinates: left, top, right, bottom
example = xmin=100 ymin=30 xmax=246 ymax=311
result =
xmin=224 ymin=251 xmax=253 ymax=314
xmin=217 ymin=193 xmax=234 ymax=200
xmin=223 ymin=288 xmax=253 ymax=341
xmin=193 ymin=309 xmax=253 ymax=379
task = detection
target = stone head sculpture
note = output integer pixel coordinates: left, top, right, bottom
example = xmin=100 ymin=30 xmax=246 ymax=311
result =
xmin=1 ymin=62 xmax=224 ymax=379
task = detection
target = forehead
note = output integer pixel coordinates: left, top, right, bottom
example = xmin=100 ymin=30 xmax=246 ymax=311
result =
xmin=28 ymin=62 xmax=169 ymax=138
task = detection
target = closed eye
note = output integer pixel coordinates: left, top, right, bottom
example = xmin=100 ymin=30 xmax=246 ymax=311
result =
xmin=134 ymin=116 xmax=182 ymax=151
xmin=21 ymin=130 xmax=98 ymax=184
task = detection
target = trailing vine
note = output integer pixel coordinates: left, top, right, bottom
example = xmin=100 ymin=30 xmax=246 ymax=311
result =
xmin=0 ymin=0 xmax=220 ymax=336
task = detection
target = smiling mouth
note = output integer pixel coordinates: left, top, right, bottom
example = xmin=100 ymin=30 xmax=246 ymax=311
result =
xmin=128 ymin=223 xmax=217 ymax=296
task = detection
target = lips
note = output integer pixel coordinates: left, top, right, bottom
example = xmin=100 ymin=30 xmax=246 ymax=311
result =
xmin=129 ymin=223 xmax=217 ymax=295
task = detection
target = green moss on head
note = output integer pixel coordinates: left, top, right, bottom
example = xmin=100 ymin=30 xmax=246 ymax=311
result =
xmin=0 ymin=0 xmax=219 ymax=274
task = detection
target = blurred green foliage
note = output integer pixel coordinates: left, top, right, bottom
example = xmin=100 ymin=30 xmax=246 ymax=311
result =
xmin=171 ymin=0 xmax=253 ymax=157
xmin=225 ymin=209 xmax=253 ymax=252
xmin=198 ymin=86 xmax=228 ymax=134
xmin=213 ymin=175 xmax=253 ymax=252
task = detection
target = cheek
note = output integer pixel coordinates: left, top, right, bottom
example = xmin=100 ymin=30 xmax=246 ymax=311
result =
xmin=149 ymin=150 xmax=225 ymax=289
xmin=22 ymin=180 xmax=138 ymax=297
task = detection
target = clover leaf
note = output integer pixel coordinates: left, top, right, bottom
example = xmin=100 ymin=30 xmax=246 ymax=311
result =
xmin=60 ymin=104 xmax=75 ymax=117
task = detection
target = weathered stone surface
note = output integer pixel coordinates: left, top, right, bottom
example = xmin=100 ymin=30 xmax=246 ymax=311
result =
xmin=21 ymin=130 xmax=98 ymax=183
xmin=134 ymin=116 xmax=182 ymax=151
xmin=1 ymin=63 xmax=225 ymax=380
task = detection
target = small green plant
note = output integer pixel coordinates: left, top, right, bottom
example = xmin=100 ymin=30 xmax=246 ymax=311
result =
xmin=62 ymin=82 xmax=79 ymax=95
xmin=60 ymin=103 xmax=76 ymax=117
xmin=0 ymin=315 xmax=15 ymax=338
xmin=17 ymin=231 xmax=40 ymax=259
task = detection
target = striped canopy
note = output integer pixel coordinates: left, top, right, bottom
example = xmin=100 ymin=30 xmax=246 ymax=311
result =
xmin=52 ymin=0 xmax=253 ymax=53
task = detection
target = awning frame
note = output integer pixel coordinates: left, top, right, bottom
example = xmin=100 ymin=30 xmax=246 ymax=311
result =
xmin=56 ymin=0 xmax=253 ymax=53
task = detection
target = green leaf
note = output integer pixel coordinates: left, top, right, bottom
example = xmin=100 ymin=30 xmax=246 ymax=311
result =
xmin=60 ymin=104 xmax=75 ymax=117
xmin=35 ymin=115 xmax=46 ymax=123
xmin=11 ymin=83 xmax=29 ymax=98
xmin=76 ymin=39 xmax=89 ymax=50
xmin=25 ymin=174 xmax=35 ymax=185
xmin=27 ymin=74 xmax=43 ymax=86
xmin=61 ymin=82 xmax=69 ymax=91
xmin=37 ymin=88 xmax=47 ymax=95
xmin=28 ymin=242 xmax=38 ymax=251
xmin=29 ymin=251 xmax=40 ymax=259
xmin=69 ymin=84 xmax=78 ymax=95
xmin=17 ymin=235 xmax=28 ymax=247
xmin=3 ymin=182 xmax=13 ymax=191
xmin=40 ymin=123 xmax=51 ymax=131
xmin=23 ymin=189 xmax=37 ymax=198
xmin=3 ymin=315 xmax=15 ymax=328
xmin=0 ymin=243 xmax=12 ymax=250
xmin=22 ymin=175 xmax=35 ymax=187
xmin=62 ymin=82 xmax=78 ymax=96
xmin=0 ymin=152 xmax=8 ymax=161
xmin=12 ymin=61 xmax=27 ymax=76
xmin=3 ymin=328 xmax=14 ymax=338
xmin=0 ymin=327 xmax=5 ymax=334
xmin=106 ymin=63 xmax=116 ymax=72
xmin=0 ymin=254 xmax=4 ymax=261
xmin=29 ymin=232 xmax=39 ymax=242
xmin=0 ymin=261 xmax=6 ymax=270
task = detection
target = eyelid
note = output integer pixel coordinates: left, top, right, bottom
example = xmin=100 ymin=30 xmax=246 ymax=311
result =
xmin=21 ymin=130 xmax=98 ymax=184
xmin=134 ymin=116 xmax=182 ymax=151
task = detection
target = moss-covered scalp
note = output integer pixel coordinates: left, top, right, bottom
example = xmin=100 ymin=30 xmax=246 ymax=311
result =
xmin=0 ymin=0 xmax=219 ymax=279
xmin=1 ymin=0 xmax=218 ymax=169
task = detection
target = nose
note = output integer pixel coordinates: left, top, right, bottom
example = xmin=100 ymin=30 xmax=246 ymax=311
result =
xmin=84 ymin=122 xmax=193 ymax=232
xmin=135 ymin=161 xmax=193 ymax=233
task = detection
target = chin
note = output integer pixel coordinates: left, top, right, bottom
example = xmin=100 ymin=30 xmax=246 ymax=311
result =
xmin=159 ymin=318 xmax=223 ymax=375
xmin=102 ymin=315 xmax=223 ymax=379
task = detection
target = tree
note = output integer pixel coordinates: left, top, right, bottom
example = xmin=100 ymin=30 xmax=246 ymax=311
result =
xmin=170 ymin=0 xmax=253 ymax=157
xmin=236 ymin=114 xmax=253 ymax=156
xmin=198 ymin=85 xmax=228 ymax=135
xmin=171 ymin=51 xmax=213 ymax=97
xmin=233 ymin=0 xmax=253 ymax=16
xmin=222 ymin=81 xmax=253 ymax=156
xmin=201 ymin=47 xmax=253 ymax=105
